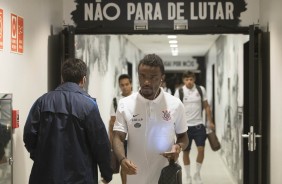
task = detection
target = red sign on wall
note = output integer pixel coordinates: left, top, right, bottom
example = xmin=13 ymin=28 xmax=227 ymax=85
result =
xmin=17 ymin=16 xmax=24 ymax=54
xmin=11 ymin=13 xmax=17 ymax=53
xmin=0 ymin=9 xmax=3 ymax=50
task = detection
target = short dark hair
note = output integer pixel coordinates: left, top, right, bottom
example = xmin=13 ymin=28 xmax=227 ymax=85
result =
xmin=118 ymin=74 xmax=132 ymax=83
xmin=61 ymin=58 xmax=87 ymax=84
xmin=182 ymin=71 xmax=196 ymax=79
xmin=138 ymin=54 xmax=165 ymax=75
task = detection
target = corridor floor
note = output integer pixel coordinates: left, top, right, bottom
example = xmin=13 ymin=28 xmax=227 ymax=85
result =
xmin=104 ymin=144 xmax=235 ymax=184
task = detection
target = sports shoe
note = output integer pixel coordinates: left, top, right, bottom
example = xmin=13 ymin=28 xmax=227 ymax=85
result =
xmin=185 ymin=176 xmax=192 ymax=184
xmin=193 ymin=172 xmax=203 ymax=184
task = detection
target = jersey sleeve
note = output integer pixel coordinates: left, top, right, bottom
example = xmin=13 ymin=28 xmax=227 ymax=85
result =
xmin=174 ymin=100 xmax=188 ymax=134
xmin=200 ymin=86 xmax=208 ymax=101
xmin=113 ymin=99 xmax=128 ymax=134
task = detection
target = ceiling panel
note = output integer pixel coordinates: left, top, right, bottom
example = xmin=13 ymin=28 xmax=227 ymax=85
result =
xmin=124 ymin=34 xmax=220 ymax=58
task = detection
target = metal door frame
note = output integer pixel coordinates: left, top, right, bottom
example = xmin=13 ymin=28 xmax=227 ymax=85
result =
xmin=60 ymin=24 xmax=270 ymax=184
xmin=243 ymin=25 xmax=270 ymax=184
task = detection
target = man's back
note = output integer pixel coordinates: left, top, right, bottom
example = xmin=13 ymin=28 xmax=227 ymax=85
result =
xmin=24 ymin=82 xmax=112 ymax=184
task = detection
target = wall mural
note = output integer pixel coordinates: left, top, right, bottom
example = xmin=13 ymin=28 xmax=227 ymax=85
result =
xmin=215 ymin=40 xmax=224 ymax=104
xmin=74 ymin=34 xmax=143 ymax=130
xmin=206 ymin=35 xmax=248 ymax=184
xmin=75 ymin=35 xmax=111 ymax=91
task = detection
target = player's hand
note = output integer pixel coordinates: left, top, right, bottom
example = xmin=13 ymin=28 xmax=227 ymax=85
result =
xmin=209 ymin=122 xmax=215 ymax=130
xmin=161 ymin=144 xmax=180 ymax=162
xmin=120 ymin=158 xmax=137 ymax=175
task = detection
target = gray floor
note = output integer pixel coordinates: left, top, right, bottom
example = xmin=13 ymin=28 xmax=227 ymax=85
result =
xmin=105 ymin=145 xmax=236 ymax=184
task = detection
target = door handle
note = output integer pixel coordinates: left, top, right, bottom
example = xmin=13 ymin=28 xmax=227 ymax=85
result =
xmin=9 ymin=157 xmax=13 ymax=165
xmin=242 ymin=126 xmax=262 ymax=151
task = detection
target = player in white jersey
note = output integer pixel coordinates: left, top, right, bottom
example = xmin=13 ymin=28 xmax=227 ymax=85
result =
xmin=174 ymin=71 xmax=215 ymax=184
xmin=109 ymin=74 xmax=132 ymax=184
xmin=113 ymin=54 xmax=188 ymax=184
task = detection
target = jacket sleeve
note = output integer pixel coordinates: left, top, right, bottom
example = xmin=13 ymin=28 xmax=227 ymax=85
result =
xmin=23 ymin=99 xmax=41 ymax=160
xmin=86 ymin=102 xmax=113 ymax=183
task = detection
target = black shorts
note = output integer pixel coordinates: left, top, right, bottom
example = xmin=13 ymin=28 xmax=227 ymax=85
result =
xmin=184 ymin=124 xmax=207 ymax=151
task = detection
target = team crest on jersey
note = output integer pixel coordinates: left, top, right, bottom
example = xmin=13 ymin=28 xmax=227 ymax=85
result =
xmin=162 ymin=110 xmax=171 ymax=121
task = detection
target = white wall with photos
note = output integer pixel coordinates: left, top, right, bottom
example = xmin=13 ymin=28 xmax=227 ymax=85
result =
xmin=75 ymin=34 xmax=144 ymax=133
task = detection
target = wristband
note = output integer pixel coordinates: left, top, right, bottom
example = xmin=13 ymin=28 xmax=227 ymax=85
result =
xmin=119 ymin=157 xmax=126 ymax=164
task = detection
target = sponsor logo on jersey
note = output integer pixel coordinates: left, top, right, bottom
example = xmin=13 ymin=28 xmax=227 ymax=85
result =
xmin=134 ymin=123 xmax=141 ymax=128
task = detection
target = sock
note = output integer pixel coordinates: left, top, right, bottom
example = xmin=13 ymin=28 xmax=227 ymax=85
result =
xmin=184 ymin=165 xmax=191 ymax=178
xmin=195 ymin=162 xmax=202 ymax=174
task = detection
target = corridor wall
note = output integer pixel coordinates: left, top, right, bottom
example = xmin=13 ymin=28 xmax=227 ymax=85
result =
xmin=0 ymin=1 xmax=63 ymax=183
xmin=205 ymin=34 xmax=249 ymax=184
xmin=259 ymin=0 xmax=282 ymax=183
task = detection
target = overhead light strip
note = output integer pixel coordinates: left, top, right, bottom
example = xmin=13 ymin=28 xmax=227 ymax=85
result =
xmin=167 ymin=35 xmax=179 ymax=56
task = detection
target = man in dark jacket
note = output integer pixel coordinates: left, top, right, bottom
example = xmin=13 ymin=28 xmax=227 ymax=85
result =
xmin=24 ymin=58 xmax=112 ymax=184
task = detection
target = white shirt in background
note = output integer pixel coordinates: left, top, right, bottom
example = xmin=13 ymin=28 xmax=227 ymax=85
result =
xmin=174 ymin=85 xmax=207 ymax=126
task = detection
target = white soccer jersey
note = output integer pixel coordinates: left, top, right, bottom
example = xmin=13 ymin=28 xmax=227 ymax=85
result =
xmin=113 ymin=88 xmax=187 ymax=184
xmin=174 ymin=85 xmax=207 ymax=126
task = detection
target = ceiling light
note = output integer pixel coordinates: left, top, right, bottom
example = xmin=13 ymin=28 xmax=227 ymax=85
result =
xmin=170 ymin=44 xmax=178 ymax=48
xmin=169 ymin=40 xmax=178 ymax=44
xmin=167 ymin=35 xmax=177 ymax=39
xmin=171 ymin=48 xmax=178 ymax=55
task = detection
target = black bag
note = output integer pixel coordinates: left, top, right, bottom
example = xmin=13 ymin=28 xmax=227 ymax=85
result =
xmin=111 ymin=150 xmax=120 ymax=174
xmin=158 ymin=160 xmax=182 ymax=184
